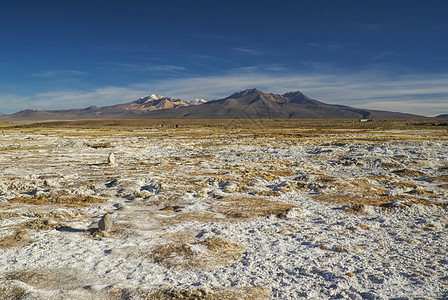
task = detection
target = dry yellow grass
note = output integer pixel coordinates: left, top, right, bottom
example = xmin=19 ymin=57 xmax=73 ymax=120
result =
xmin=3 ymin=269 xmax=85 ymax=290
xmin=213 ymin=196 xmax=296 ymax=220
xmin=423 ymin=175 xmax=448 ymax=183
xmin=106 ymin=286 xmax=271 ymax=300
xmin=0 ymin=230 xmax=32 ymax=249
xmin=5 ymin=119 xmax=448 ymax=139
xmin=150 ymin=236 xmax=244 ymax=270
xmin=313 ymin=194 xmax=391 ymax=207
xmin=20 ymin=218 xmax=66 ymax=230
xmin=313 ymin=192 xmax=448 ymax=209
xmin=392 ymin=169 xmax=427 ymax=178
xmin=9 ymin=194 xmax=106 ymax=207
xmin=380 ymin=162 xmax=403 ymax=169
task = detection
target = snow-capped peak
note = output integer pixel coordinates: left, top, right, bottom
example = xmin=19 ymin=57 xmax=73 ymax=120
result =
xmin=190 ymin=98 xmax=207 ymax=105
xmin=149 ymin=93 xmax=163 ymax=100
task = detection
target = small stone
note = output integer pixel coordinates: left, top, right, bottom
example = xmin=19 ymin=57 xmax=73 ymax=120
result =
xmin=107 ymin=153 xmax=115 ymax=165
xmin=333 ymin=245 xmax=349 ymax=253
xmin=359 ymin=224 xmax=369 ymax=230
xmin=98 ymin=213 xmax=113 ymax=231
xmin=318 ymin=243 xmax=332 ymax=250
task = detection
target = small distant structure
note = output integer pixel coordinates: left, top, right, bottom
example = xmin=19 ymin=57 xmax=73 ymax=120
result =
xmin=359 ymin=118 xmax=373 ymax=122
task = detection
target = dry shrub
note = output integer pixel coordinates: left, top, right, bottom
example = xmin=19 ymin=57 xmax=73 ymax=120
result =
xmin=345 ymin=179 xmax=389 ymax=196
xmin=315 ymin=192 xmax=447 ymax=209
xmin=387 ymin=180 xmax=417 ymax=190
xmin=86 ymin=142 xmax=111 ymax=148
xmin=10 ymin=194 xmax=106 ymax=207
xmin=253 ymin=190 xmax=281 ymax=197
xmin=359 ymin=224 xmax=369 ymax=230
xmin=0 ymin=211 xmax=20 ymax=219
xmin=151 ymin=236 xmax=243 ymax=270
xmin=0 ymin=283 xmax=30 ymax=300
xmin=0 ymin=230 xmax=32 ymax=248
xmin=20 ymin=218 xmax=66 ymax=230
xmin=108 ymin=286 xmax=270 ymax=300
xmin=143 ymin=288 xmax=214 ymax=300
xmin=406 ymin=188 xmax=442 ymax=198
xmin=392 ymin=169 xmax=426 ymax=178
xmin=344 ymin=204 xmax=366 ymax=214
xmin=214 ymin=196 xmax=296 ymax=220
xmin=380 ymin=162 xmax=403 ymax=169
xmin=422 ymin=175 xmax=448 ymax=183
xmin=313 ymin=194 xmax=391 ymax=207
xmin=380 ymin=198 xmax=448 ymax=209
xmin=269 ymin=169 xmax=296 ymax=177
xmin=3 ymin=269 xmax=85 ymax=290
xmin=153 ymin=196 xmax=295 ymax=227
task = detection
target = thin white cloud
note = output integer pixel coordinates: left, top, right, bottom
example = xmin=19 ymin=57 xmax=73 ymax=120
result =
xmin=145 ymin=71 xmax=448 ymax=116
xmin=232 ymin=47 xmax=263 ymax=55
xmin=305 ymin=43 xmax=348 ymax=51
xmin=1 ymin=70 xmax=447 ymax=116
xmin=31 ymin=70 xmax=87 ymax=78
xmin=0 ymin=87 xmax=148 ymax=113
xmin=101 ymin=63 xmax=186 ymax=73
xmin=431 ymin=24 xmax=448 ymax=30
xmin=352 ymin=22 xmax=398 ymax=31
xmin=370 ymin=51 xmax=398 ymax=62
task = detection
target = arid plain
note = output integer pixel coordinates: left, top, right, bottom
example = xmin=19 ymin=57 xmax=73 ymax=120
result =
xmin=1 ymin=119 xmax=447 ymax=299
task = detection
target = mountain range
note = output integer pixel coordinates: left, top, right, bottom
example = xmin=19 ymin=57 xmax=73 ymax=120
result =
xmin=0 ymin=89 xmax=427 ymax=121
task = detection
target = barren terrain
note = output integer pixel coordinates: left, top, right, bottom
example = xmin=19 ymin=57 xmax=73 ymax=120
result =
xmin=0 ymin=119 xmax=447 ymax=299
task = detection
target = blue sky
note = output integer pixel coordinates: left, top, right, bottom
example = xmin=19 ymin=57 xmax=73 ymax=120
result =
xmin=0 ymin=0 xmax=447 ymax=116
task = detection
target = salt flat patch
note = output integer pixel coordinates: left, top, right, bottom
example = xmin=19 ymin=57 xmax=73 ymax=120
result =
xmin=0 ymin=124 xmax=447 ymax=299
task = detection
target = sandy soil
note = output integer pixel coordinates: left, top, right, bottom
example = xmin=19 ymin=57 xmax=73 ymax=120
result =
xmin=0 ymin=120 xmax=447 ymax=299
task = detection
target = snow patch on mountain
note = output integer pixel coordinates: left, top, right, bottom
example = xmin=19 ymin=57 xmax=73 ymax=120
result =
xmin=190 ymin=98 xmax=207 ymax=105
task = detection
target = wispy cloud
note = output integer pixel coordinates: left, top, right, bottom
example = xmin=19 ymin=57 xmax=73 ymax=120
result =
xmin=190 ymin=33 xmax=238 ymax=41
xmin=232 ymin=47 xmax=263 ymax=55
xmin=31 ymin=70 xmax=87 ymax=78
xmin=145 ymin=71 xmax=448 ymax=116
xmin=0 ymin=87 xmax=148 ymax=113
xmin=305 ymin=43 xmax=348 ymax=51
xmin=1 ymin=70 xmax=447 ymax=116
xmin=431 ymin=24 xmax=448 ymax=30
xmin=370 ymin=51 xmax=398 ymax=62
xmin=101 ymin=63 xmax=186 ymax=73
xmin=352 ymin=22 xmax=397 ymax=31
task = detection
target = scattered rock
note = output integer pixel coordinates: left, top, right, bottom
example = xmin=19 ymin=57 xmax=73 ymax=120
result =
xmin=106 ymin=153 xmax=115 ymax=165
xmin=333 ymin=245 xmax=349 ymax=253
xmin=105 ymin=179 xmax=118 ymax=188
xmin=345 ymin=203 xmax=365 ymax=214
xmin=318 ymin=243 xmax=332 ymax=250
xmin=381 ymin=199 xmax=413 ymax=208
xmin=113 ymin=203 xmax=125 ymax=210
xmin=161 ymin=205 xmax=184 ymax=212
xmin=359 ymin=224 xmax=369 ymax=230
xmin=98 ymin=213 xmax=113 ymax=232
xmin=278 ymin=207 xmax=310 ymax=219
